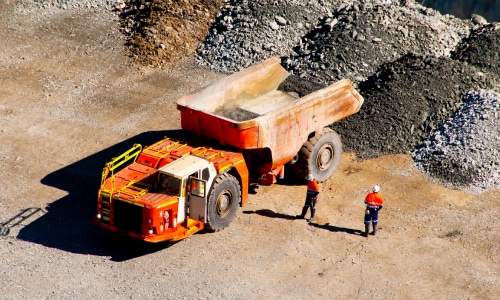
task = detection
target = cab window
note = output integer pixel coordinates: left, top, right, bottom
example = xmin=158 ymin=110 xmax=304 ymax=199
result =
xmin=189 ymin=177 xmax=206 ymax=197
xmin=202 ymin=168 xmax=210 ymax=181
xmin=159 ymin=173 xmax=181 ymax=195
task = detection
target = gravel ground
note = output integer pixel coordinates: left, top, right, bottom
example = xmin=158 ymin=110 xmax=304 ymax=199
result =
xmin=1 ymin=1 xmax=499 ymax=299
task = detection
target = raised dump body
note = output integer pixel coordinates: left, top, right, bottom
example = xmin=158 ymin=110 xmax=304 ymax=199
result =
xmin=177 ymin=57 xmax=364 ymax=181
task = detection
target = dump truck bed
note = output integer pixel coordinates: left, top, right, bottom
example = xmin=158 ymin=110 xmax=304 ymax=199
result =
xmin=177 ymin=57 xmax=363 ymax=168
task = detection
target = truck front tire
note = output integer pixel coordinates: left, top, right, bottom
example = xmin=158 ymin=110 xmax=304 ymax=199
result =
xmin=292 ymin=127 xmax=342 ymax=182
xmin=205 ymin=172 xmax=241 ymax=232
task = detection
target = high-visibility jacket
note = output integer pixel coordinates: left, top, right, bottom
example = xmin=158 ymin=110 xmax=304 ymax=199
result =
xmin=365 ymin=192 xmax=384 ymax=208
xmin=307 ymin=180 xmax=320 ymax=196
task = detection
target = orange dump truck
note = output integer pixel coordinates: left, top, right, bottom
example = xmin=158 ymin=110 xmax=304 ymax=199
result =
xmin=94 ymin=57 xmax=363 ymax=242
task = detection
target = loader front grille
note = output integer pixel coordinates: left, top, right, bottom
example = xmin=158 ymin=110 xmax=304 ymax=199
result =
xmin=113 ymin=199 xmax=143 ymax=235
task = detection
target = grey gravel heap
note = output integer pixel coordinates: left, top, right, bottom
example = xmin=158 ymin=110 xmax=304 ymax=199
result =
xmin=282 ymin=0 xmax=470 ymax=85
xmin=196 ymin=0 xmax=470 ymax=86
xmin=195 ymin=0 xmax=342 ymax=73
xmin=452 ymin=23 xmax=500 ymax=77
xmin=412 ymin=90 xmax=500 ymax=193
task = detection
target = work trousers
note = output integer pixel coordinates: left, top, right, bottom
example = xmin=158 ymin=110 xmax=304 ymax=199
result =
xmin=300 ymin=194 xmax=318 ymax=218
xmin=364 ymin=207 xmax=380 ymax=225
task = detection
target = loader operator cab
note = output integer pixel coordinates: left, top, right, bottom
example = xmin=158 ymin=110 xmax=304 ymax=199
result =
xmin=158 ymin=155 xmax=217 ymax=223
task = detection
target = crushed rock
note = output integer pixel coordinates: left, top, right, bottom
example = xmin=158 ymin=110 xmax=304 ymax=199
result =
xmin=282 ymin=0 xmax=471 ymax=85
xmin=330 ymin=54 xmax=499 ymax=160
xmin=412 ymin=90 xmax=500 ymax=193
xmin=195 ymin=0 xmax=340 ymax=73
xmin=117 ymin=0 xmax=225 ymax=68
xmin=452 ymin=23 xmax=500 ymax=76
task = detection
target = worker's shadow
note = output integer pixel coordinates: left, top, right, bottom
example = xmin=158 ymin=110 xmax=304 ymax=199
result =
xmin=243 ymin=209 xmax=298 ymax=220
xmin=308 ymin=222 xmax=364 ymax=236
xmin=245 ymin=209 xmax=364 ymax=236
xmin=15 ymin=130 xmax=194 ymax=262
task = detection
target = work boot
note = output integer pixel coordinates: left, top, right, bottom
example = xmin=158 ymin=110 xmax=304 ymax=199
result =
xmin=371 ymin=224 xmax=377 ymax=235
xmin=364 ymin=225 xmax=370 ymax=237
xmin=296 ymin=207 xmax=308 ymax=219
xmin=309 ymin=211 xmax=315 ymax=223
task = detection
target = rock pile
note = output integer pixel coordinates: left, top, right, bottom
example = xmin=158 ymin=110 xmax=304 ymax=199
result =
xmin=282 ymin=0 xmax=470 ymax=85
xmin=116 ymin=0 xmax=224 ymax=68
xmin=330 ymin=54 xmax=498 ymax=159
xmin=452 ymin=23 xmax=500 ymax=76
xmin=412 ymin=90 xmax=500 ymax=193
xmin=196 ymin=0 xmax=338 ymax=73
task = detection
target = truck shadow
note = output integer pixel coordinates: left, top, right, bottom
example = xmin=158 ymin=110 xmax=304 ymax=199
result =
xmin=16 ymin=130 xmax=193 ymax=261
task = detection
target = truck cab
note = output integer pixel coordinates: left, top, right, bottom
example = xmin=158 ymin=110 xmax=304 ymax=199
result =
xmin=158 ymin=155 xmax=217 ymax=226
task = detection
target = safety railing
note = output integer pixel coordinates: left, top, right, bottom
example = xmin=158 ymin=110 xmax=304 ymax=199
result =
xmin=100 ymin=143 xmax=143 ymax=193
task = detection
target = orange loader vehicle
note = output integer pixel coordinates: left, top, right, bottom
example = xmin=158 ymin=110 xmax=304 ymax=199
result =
xmin=93 ymin=57 xmax=363 ymax=242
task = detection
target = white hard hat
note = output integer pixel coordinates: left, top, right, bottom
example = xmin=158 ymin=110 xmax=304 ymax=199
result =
xmin=372 ymin=185 xmax=380 ymax=193
xmin=305 ymin=174 xmax=314 ymax=180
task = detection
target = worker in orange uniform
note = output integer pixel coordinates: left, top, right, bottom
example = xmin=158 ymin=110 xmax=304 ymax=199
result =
xmin=296 ymin=174 xmax=321 ymax=222
xmin=364 ymin=185 xmax=384 ymax=237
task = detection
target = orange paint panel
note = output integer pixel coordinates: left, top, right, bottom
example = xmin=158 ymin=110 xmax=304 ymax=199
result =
xmin=136 ymin=153 xmax=161 ymax=168
xmin=101 ymin=176 xmax=130 ymax=191
xmin=116 ymin=163 xmax=156 ymax=181
xmin=139 ymin=192 xmax=173 ymax=206
xmin=230 ymin=126 xmax=259 ymax=148
xmin=232 ymin=160 xmax=249 ymax=206
xmin=127 ymin=163 xmax=154 ymax=174
xmin=179 ymin=108 xmax=259 ymax=148
xmin=170 ymin=146 xmax=193 ymax=157
xmin=156 ymin=157 xmax=176 ymax=169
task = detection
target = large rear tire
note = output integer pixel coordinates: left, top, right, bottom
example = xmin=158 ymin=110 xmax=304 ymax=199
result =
xmin=291 ymin=128 xmax=342 ymax=182
xmin=205 ymin=173 xmax=241 ymax=232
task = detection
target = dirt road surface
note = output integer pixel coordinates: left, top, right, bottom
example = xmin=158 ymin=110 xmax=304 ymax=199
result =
xmin=0 ymin=4 xmax=498 ymax=300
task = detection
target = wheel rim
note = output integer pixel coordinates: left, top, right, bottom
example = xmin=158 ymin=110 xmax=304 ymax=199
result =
xmin=316 ymin=143 xmax=334 ymax=171
xmin=216 ymin=190 xmax=232 ymax=217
